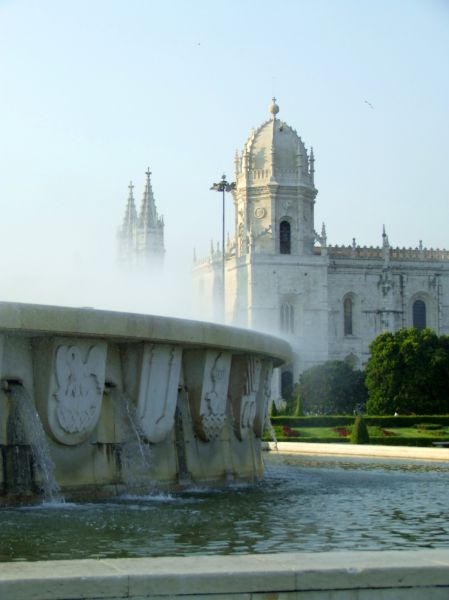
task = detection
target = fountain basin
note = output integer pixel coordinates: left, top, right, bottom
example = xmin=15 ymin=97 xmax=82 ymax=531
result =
xmin=0 ymin=302 xmax=291 ymax=503
xmin=2 ymin=550 xmax=449 ymax=600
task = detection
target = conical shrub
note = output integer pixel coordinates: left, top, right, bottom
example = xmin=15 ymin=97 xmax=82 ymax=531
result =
xmin=351 ymin=415 xmax=370 ymax=444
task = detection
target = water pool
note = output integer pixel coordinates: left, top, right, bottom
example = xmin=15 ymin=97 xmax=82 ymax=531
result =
xmin=2 ymin=453 xmax=449 ymax=561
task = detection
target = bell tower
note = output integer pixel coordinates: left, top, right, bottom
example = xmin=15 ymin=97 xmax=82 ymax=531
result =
xmin=222 ymin=99 xmax=329 ymax=378
xmin=232 ymin=98 xmax=318 ymax=259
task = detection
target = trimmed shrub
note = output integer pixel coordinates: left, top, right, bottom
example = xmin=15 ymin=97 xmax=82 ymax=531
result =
xmin=351 ymin=416 xmax=370 ymax=444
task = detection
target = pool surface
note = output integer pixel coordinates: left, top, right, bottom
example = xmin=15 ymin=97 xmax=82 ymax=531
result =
xmin=2 ymin=453 xmax=449 ymax=561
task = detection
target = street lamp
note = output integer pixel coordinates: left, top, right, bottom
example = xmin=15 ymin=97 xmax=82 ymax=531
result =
xmin=210 ymin=174 xmax=236 ymax=318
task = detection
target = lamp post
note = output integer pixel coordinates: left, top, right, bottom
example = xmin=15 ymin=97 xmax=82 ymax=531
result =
xmin=210 ymin=174 xmax=236 ymax=319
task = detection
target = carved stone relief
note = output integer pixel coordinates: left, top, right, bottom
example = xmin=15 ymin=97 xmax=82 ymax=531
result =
xmin=183 ymin=349 xmax=232 ymax=442
xmin=253 ymin=359 xmax=274 ymax=438
xmin=136 ymin=343 xmax=182 ymax=443
xmin=229 ymin=355 xmax=262 ymax=440
xmin=201 ymin=351 xmax=231 ymax=440
xmin=33 ymin=339 xmax=107 ymax=446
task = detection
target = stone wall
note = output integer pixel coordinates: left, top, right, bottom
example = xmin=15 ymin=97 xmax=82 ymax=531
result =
xmin=2 ymin=550 xmax=449 ymax=599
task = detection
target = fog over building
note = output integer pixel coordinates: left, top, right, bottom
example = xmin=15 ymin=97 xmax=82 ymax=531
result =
xmin=118 ymin=168 xmax=165 ymax=268
xmin=192 ymin=99 xmax=449 ymax=393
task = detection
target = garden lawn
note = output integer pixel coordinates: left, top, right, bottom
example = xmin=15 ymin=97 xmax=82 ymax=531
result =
xmin=268 ymin=423 xmax=449 ymax=445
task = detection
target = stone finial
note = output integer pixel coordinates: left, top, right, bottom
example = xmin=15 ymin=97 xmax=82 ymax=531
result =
xmin=309 ymin=147 xmax=315 ymax=184
xmin=382 ymin=225 xmax=391 ymax=266
xmin=269 ymin=97 xmax=279 ymax=119
xmin=321 ymin=222 xmax=327 ymax=247
xmin=382 ymin=225 xmax=390 ymax=249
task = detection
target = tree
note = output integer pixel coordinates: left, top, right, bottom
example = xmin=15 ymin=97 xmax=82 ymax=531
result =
xmin=297 ymin=360 xmax=367 ymax=415
xmin=365 ymin=328 xmax=449 ymax=415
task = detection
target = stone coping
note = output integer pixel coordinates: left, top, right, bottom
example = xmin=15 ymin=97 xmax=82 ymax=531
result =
xmin=267 ymin=441 xmax=449 ymax=461
xmin=0 ymin=301 xmax=292 ymax=366
xmin=1 ymin=550 xmax=449 ymax=599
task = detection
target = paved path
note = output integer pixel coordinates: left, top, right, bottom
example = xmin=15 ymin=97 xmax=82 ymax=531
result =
xmin=266 ymin=441 xmax=449 ymax=461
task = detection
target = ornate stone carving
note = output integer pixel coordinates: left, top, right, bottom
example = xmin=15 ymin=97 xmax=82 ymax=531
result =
xmin=201 ymin=352 xmax=231 ymax=440
xmin=184 ymin=349 xmax=232 ymax=442
xmin=253 ymin=359 xmax=274 ymax=438
xmin=42 ymin=342 xmax=107 ymax=445
xmin=54 ymin=345 xmax=104 ymax=435
xmin=136 ymin=343 xmax=182 ymax=443
xmin=229 ymin=355 xmax=262 ymax=440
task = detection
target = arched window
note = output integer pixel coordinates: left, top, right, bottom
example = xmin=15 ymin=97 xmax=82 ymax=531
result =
xmin=344 ymin=297 xmax=353 ymax=336
xmin=281 ymin=370 xmax=293 ymax=399
xmin=280 ymin=220 xmax=291 ymax=254
xmin=413 ymin=300 xmax=426 ymax=330
xmin=280 ymin=303 xmax=294 ymax=333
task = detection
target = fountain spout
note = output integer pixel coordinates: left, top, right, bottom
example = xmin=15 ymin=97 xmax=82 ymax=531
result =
xmin=3 ymin=381 xmax=60 ymax=503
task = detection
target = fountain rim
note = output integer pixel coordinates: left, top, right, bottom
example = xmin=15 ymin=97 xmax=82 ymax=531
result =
xmin=0 ymin=301 xmax=292 ymax=366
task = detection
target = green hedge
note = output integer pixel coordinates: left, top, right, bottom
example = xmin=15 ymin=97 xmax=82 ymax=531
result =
xmin=271 ymin=416 xmax=354 ymax=427
xmin=271 ymin=415 xmax=449 ymax=428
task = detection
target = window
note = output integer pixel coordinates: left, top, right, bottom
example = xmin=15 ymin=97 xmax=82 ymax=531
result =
xmin=344 ymin=297 xmax=353 ymax=336
xmin=413 ymin=300 xmax=426 ymax=330
xmin=280 ymin=220 xmax=291 ymax=254
xmin=280 ymin=303 xmax=294 ymax=333
xmin=281 ymin=370 xmax=293 ymax=399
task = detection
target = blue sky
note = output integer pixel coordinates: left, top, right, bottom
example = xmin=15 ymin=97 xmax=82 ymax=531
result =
xmin=0 ymin=0 xmax=448 ymax=315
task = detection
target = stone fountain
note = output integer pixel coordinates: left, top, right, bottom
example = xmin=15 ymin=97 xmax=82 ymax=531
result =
xmin=0 ymin=301 xmax=291 ymax=503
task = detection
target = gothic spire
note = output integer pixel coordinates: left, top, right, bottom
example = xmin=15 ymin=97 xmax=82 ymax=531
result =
xmin=122 ymin=181 xmax=137 ymax=236
xmin=139 ymin=167 xmax=158 ymax=229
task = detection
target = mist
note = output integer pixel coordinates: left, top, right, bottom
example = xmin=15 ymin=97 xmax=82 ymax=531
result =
xmin=0 ymin=225 xmax=202 ymax=322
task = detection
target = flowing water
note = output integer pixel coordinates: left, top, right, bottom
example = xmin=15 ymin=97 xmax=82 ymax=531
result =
xmin=8 ymin=385 xmax=60 ymax=502
xmin=2 ymin=453 xmax=449 ymax=561
xmin=109 ymin=389 xmax=152 ymax=485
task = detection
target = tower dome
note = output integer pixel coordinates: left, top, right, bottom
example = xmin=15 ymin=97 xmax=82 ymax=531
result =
xmin=235 ymin=99 xmax=315 ymax=189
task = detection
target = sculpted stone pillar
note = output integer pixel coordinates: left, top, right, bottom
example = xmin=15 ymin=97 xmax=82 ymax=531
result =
xmin=229 ymin=355 xmax=262 ymax=440
xmin=253 ymin=359 xmax=274 ymax=438
xmin=121 ymin=343 xmax=182 ymax=444
xmin=183 ymin=349 xmax=232 ymax=441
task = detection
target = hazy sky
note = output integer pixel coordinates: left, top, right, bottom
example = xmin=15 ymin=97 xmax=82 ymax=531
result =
xmin=1 ymin=0 xmax=448 ymax=316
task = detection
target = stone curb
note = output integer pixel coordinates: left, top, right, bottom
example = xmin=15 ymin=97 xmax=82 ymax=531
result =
xmin=1 ymin=550 xmax=449 ymax=599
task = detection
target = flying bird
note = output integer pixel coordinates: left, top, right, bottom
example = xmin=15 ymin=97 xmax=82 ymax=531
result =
xmin=364 ymin=100 xmax=374 ymax=109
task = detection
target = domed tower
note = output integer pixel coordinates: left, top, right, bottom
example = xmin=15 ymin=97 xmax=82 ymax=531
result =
xmin=233 ymin=98 xmax=317 ymax=257
xmin=223 ymin=99 xmax=329 ymax=377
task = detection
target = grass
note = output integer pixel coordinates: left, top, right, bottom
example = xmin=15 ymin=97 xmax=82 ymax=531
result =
xmin=267 ymin=422 xmax=449 ymax=446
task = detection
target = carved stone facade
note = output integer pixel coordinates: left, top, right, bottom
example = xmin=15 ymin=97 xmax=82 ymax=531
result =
xmin=193 ymin=99 xmax=449 ymax=387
